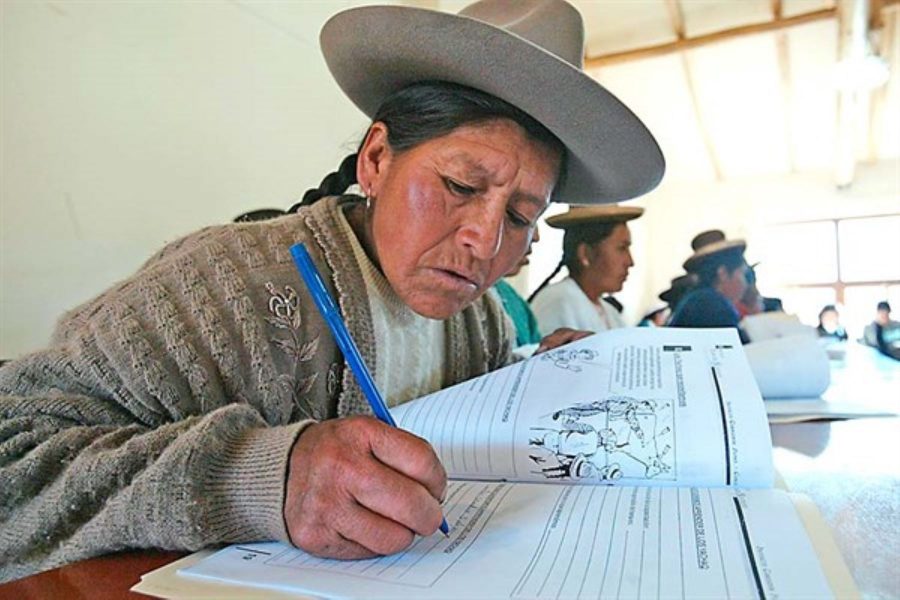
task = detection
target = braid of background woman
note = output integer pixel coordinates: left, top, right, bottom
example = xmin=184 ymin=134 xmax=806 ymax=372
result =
xmin=527 ymin=259 xmax=565 ymax=303
xmin=290 ymin=153 xmax=359 ymax=212
xmin=526 ymin=221 xmax=619 ymax=303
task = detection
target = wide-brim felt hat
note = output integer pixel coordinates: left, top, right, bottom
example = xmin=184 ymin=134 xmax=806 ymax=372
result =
xmin=690 ymin=229 xmax=726 ymax=251
xmin=545 ymin=204 xmax=644 ymax=229
xmin=682 ymin=239 xmax=747 ymax=272
xmin=658 ymin=273 xmax=698 ymax=304
xmin=320 ymin=0 xmax=665 ymax=204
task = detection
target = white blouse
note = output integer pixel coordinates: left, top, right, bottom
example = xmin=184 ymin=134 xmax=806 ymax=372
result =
xmin=530 ymin=277 xmax=627 ymax=334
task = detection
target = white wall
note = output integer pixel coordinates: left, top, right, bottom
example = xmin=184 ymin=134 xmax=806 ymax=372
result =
xmin=1 ymin=1 xmax=380 ymax=358
xmin=3 ymin=1 xmax=898 ymax=357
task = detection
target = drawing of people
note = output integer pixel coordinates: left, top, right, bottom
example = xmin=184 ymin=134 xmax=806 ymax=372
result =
xmin=540 ymin=347 xmax=599 ymax=372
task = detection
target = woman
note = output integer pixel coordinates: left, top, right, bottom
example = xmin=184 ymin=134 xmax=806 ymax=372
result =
xmin=816 ymin=304 xmax=848 ymax=342
xmin=0 ymin=0 xmax=663 ymax=581
xmin=529 ymin=205 xmax=644 ymax=333
xmin=669 ymin=238 xmax=750 ymax=342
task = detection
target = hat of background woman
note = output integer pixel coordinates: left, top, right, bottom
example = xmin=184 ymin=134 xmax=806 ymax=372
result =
xmin=545 ymin=204 xmax=644 ymax=229
xmin=690 ymin=229 xmax=726 ymax=251
xmin=320 ymin=0 xmax=665 ymax=205
xmin=658 ymin=273 xmax=697 ymax=304
xmin=682 ymin=239 xmax=747 ymax=272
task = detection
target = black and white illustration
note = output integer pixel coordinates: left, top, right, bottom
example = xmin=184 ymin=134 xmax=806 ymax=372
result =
xmin=528 ymin=395 xmax=675 ymax=482
xmin=539 ymin=347 xmax=600 ymax=372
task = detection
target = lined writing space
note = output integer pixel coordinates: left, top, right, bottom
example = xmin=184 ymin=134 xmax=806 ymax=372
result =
xmin=392 ymin=360 xmax=534 ymax=479
xmin=182 ymin=483 xmax=831 ymax=599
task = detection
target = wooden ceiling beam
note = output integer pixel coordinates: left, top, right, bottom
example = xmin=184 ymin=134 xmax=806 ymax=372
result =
xmin=664 ymin=0 xmax=686 ymax=40
xmin=585 ymin=7 xmax=836 ymax=68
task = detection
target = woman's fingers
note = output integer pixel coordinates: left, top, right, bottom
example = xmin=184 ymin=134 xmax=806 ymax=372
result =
xmin=535 ymin=327 xmax=594 ymax=354
xmin=283 ymin=416 xmax=447 ymax=559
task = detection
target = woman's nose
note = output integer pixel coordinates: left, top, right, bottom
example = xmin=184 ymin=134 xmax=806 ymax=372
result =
xmin=457 ymin=202 xmax=504 ymax=260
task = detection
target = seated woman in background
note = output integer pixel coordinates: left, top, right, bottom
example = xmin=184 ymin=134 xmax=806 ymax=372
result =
xmin=668 ymin=238 xmax=750 ymax=343
xmin=658 ymin=273 xmax=698 ymax=315
xmin=816 ymin=304 xmax=848 ymax=341
xmin=492 ymin=227 xmax=542 ymax=353
xmin=529 ymin=205 xmax=643 ymax=333
xmin=638 ymin=304 xmax=670 ymax=327
xmin=863 ymin=301 xmax=900 ymax=360
xmin=0 ymin=0 xmax=664 ymax=581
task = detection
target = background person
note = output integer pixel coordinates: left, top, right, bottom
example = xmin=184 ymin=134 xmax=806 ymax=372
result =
xmin=0 ymin=0 xmax=664 ymax=581
xmin=493 ymin=229 xmax=543 ymax=351
xmin=816 ymin=304 xmax=848 ymax=341
xmin=863 ymin=301 xmax=900 ymax=360
xmin=668 ymin=238 xmax=751 ymax=343
xmin=529 ymin=205 xmax=644 ymax=333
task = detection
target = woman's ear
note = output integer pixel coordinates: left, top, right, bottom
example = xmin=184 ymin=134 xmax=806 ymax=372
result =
xmin=357 ymin=122 xmax=392 ymax=198
xmin=576 ymin=242 xmax=591 ymax=268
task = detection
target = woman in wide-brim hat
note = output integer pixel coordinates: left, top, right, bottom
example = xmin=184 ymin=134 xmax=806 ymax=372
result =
xmin=529 ymin=204 xmax=644 ymax=333
xmin=0 ymin=0 xmax=664 ymax=579
xmin=669 ymin=239 xmax=751 ymax=342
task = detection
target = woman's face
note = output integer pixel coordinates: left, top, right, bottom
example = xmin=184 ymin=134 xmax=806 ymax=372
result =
xmin=718 ymin=264 xmax=749 ymax=304
xmin=358 ymin=119 xmax=560 ymax=319
xmin=582 ymin=223 xmax=635 ymax=294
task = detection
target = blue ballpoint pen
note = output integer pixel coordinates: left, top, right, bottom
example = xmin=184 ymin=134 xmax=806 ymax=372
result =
xmin=290 ymin=242 xmax=451 ymax=537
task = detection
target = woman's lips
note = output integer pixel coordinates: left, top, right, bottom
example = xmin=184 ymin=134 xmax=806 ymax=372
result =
xmin=431 ymin=268 xmax=479 ymax=291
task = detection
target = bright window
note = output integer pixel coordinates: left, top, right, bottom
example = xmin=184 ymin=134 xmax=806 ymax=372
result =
xmin=838 ymin=216 xmax=900 ymax=282
xmin=758 ymin=214 xmax=899 ymax=338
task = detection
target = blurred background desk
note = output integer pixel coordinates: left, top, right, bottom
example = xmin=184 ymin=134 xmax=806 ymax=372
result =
xmin=772 ymin=417 xmax=900 ymax=599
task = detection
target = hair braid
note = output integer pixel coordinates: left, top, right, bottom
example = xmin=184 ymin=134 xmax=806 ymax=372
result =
xmin=289 ymin=153 xmax=359 ymax=212
xmin=528 ymin=259 xmax=565 ymax=303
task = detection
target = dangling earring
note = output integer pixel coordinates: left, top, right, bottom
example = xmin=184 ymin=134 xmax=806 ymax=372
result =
xmin=365 ymin=186 xmax=375 ymax=211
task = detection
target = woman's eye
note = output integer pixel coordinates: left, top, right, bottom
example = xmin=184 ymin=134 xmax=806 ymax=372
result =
xmin=507 ymin=210 xmax=530 ymax=228
xmin=445 ymin=178 xmax=476 ymax=196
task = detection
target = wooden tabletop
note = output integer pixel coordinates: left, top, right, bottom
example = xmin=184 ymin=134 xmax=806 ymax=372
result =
xmin=0 ymin=550 xmax=185 ymax=599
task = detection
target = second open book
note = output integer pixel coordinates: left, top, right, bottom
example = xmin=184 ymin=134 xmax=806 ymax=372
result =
xmin=180 ymin=328 xmax=846 ymax=599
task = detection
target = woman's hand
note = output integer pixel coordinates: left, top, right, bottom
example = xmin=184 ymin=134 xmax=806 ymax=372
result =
xmin=283 ymin=416 xmax=447 ymax=559
xmin=534 ymin=327 xmax=594 ymax=354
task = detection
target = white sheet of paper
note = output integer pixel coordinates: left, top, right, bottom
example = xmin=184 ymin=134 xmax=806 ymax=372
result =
xmin=765 ymin=398 xmax=896 ymax=423
xmin=392 ymin=328 xmax=773 ymax=488
xmin=744 ymin=335 xmax=831 ymax=399
xmin=180 ymin=483 xmax=832 ymax=600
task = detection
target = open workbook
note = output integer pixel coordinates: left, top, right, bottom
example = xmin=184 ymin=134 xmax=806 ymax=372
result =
xmin=175 ymin=328 xmax=849 ymax=599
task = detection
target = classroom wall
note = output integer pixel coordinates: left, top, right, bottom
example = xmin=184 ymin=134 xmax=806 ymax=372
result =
xmin=1 ymin=1 xmax=379 ymax=358
xmin=2 ymin=1 xmax=898 ymax=357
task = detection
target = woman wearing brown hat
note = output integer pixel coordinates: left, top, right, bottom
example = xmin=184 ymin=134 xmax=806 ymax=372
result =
xmin=669 ymin=240 xmax=751 ymax=343
xmin=0 ymin=0 xmax=663 ymax=579
xmin=529 ymin=205 xmax=644 ymax=333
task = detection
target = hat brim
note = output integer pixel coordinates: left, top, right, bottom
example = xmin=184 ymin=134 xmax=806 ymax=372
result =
xmin=320 ymin=5 xmax=665 ymax=204
xmin=683 ymin=240 xmax=747 ymax=272
xmin=546 ymin=205 xmax=644 ymax=228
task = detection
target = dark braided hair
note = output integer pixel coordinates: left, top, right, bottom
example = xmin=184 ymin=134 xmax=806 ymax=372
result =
xmin=527 ymin=221 xmax=619 ymax=302
xmin=290 ymin=81 xmax=566 ymax=213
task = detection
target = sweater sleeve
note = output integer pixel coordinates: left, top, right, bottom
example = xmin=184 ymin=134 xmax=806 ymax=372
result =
xmin=0 ymin=392 xmax=310 ymax=582
xmin=0 ymin=220 xmax=337 ymax=582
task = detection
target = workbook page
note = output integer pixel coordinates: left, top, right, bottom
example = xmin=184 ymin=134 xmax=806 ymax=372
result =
xmin=182 ymin=482 xmax=831 ymax=599
xmin=392 ymin=328 xmax=773 ymax=488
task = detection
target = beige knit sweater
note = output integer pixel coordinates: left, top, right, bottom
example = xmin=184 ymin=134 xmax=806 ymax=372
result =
xmin=0 ymin=195 xmax=513 ymax=582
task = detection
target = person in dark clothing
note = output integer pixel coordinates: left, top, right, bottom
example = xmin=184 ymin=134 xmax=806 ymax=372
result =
xmin=816 ymin=304 xmax=848 ymax=341
xmin=669 ymin=239 xmax=750 ymax=343
xmin=658 ymin=273 xmax=698 ymax=315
